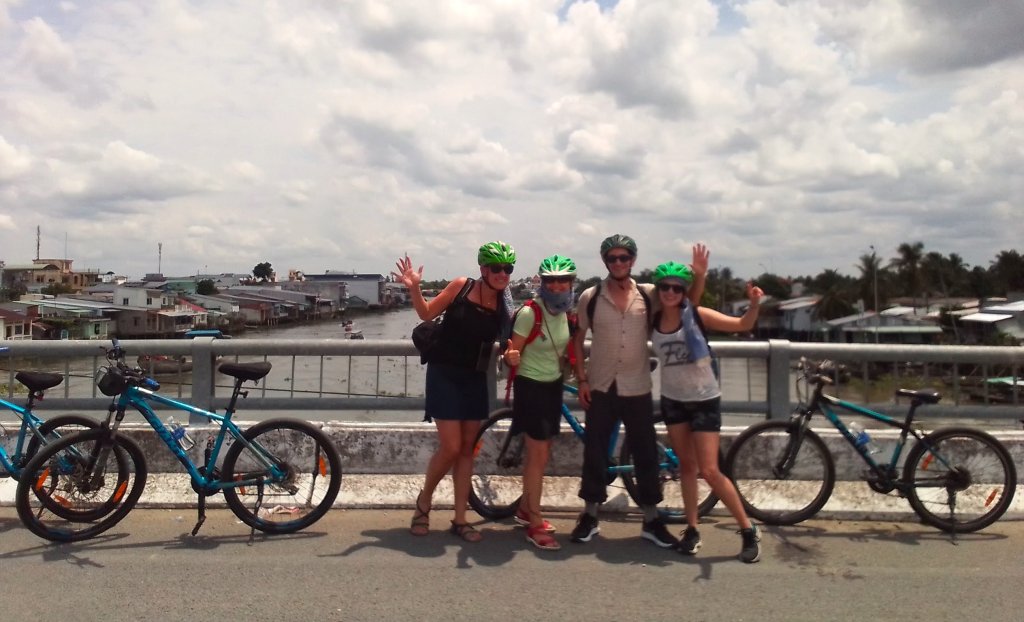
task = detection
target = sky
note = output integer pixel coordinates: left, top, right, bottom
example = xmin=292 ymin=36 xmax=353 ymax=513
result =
xmin=0 ymin=0 xmax=1022 ymax=282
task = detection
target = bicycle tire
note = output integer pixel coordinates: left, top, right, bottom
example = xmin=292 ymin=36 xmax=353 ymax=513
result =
xmin=221 ymin=418 xmax=342 ymax=534
xmin=725 ymin=420 xmax=835 ymax=525
xmin=903 ymin=426 xmax=1017 ymax=533
xmin=618 ymin=437 xmax=720 ymax=523
xmin=15 ymin=428 xmax=148 ymax=542
xmin=468 ymin=408 xmax=525 ymax=520
xmin=24 ymin=414 xmax=98 ymax=464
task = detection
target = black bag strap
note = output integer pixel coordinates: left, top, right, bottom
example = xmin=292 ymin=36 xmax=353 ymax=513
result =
xmin=586 ymin=281 xmax=652 ymax=327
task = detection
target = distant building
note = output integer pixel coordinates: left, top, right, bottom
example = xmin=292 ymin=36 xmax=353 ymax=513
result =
xmin=0 ymin=258 xmax=102 ymax=294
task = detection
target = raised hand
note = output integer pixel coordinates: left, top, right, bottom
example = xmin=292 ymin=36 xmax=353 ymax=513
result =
xmin=691 ymin=242 xmax=709 ymax=277
xmin=391 ymin=254 xmax=423 ymax=289
xmin=747 ymin=281 xmax=764 ymax=305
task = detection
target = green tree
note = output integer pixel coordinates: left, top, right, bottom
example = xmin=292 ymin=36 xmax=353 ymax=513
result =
xmin=253 ymin=262 xmax=274 ymax=282
xmin=990 ymin=250 xmax=1024 ymax=293
xmin=808 ymin=269 xmax=857 ymax=320
xmin=41 ymin=282 xmax=76 ymax=296
xmin=196 ymin=279 xmax=218 ymax=295
xmin=890 ymin=241 xmax=924 ymax=306
xmin=855 ymin=250 xmax=889 ymax=311
xmin=706 ymin=267 xmax=745 ymax=310
xmin=754 ymin=272 xmax=790 ymax=300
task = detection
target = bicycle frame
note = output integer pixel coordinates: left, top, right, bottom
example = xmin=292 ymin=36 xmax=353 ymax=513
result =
xmin=107 ymin=385 xmax=286 ymax=492
xmin=802 ymin=376 xmax=945 ymax=486
xmin=0 ymin=395 xmax=49 ymax=475
xmin=557 ymin=384 xmax=680 ymax=478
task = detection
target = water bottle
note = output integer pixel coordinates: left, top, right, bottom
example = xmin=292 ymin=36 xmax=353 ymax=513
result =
xmin=848 ymin=421 xmax=879 ymax=455
xmin=166 ymin=416 xmax=195 ymax=451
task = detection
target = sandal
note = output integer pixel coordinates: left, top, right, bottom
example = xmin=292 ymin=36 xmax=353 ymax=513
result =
xmin=410 ymin=490 xmax=430 ymax=537
xmin=449 ymin=521 xmax=482 ymax=543
xmin=526 ymin=525 xmax=561 ymax=551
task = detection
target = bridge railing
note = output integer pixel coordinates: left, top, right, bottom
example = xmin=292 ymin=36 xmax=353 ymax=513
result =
xmin=1 ymin=338 xmax=1021 ymax=423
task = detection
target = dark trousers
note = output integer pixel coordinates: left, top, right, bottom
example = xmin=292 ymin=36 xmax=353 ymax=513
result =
xmin=578 ymin=383 xmax=663 ymax=506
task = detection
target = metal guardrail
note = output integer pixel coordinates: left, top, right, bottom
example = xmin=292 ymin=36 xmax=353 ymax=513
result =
xmin=1 ymin=338 xmax=1022 ymax=423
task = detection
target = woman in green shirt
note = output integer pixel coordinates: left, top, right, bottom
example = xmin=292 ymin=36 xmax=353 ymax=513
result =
xmin=502 ymin=255 xmax=577 ymax=550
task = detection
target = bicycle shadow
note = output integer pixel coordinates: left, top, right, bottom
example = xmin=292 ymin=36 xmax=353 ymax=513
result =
xmin=0 ymin=526 xmax=330 ymax=562
xmin=745 ymin=520 xmax=1009 ymax=576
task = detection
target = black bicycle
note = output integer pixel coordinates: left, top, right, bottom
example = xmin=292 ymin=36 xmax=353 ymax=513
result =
xmin=724 ymin=358 xmax=1016 ymax=533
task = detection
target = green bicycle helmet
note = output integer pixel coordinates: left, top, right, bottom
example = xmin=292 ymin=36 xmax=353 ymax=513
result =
xmin=538 ymin=254 xmax=577 ymax=277
xmin=477 ymin=240 xmax=517 ymax=266
xmin=652 ymin=261 xmax=694 ymax=286
xmin=600 ymin=234 xmax=637 ymax=258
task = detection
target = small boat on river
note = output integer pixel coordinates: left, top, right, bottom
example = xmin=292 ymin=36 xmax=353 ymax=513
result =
xmin=138 ymin=354 xmax=193 ymax=375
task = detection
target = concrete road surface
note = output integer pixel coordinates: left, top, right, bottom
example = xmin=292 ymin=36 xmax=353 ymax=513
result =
xmin=1 ymin=507 xmax=1021 ymax=622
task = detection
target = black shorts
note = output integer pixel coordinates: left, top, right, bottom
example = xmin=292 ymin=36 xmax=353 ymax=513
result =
xmin=660 ymin=396 xmax=721 ymax=432
xmin=512 ymin=375 xmax=563 ymax=441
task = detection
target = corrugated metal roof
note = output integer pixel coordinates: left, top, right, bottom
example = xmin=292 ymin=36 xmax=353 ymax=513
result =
xmin=959 ymin=313 xmax=1014 ymax=323
xmin=984 ymin=301 xmax=1024 ymax=313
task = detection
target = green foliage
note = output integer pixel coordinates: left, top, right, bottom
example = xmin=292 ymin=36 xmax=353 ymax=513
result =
xmin=252 ymin=262 xmax=273 ymax=282
xmin=41 ymin=282 xmax=76 ymax=296
xmin=196 ymin=279 xmax=218 ymax=295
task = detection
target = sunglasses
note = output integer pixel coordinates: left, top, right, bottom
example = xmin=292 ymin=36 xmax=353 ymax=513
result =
xmin=541 ymin=276 xmax=574 ymax=284
xmin=487 ymin=264 xmax=514 ymax=275
xmin=604 ymin=254 xmax=633 ymax=264
xmin=657 ymin=283 xmax=687 ymax=294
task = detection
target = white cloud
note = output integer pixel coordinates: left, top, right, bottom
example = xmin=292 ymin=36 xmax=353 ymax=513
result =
xmin=0 ymin=0 xmax=1020 ymax=281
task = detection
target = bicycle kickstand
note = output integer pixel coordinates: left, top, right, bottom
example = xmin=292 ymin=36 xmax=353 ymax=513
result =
xmin=191 ymin=439 xmax=216 ymax=537
xmin=248 ymin=483 xmax=266 ymax=546
xmin=192 ymin=494 xmax=207 ymax=536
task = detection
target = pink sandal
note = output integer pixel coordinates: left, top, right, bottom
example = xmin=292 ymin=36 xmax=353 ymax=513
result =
xmin=526 ymin=525 xmax=561 ymax=551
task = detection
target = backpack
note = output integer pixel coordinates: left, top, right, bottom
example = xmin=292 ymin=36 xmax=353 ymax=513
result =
xmin=503 ymin=299 xmax=578 ymax=404
xmin=585 ymin=281 xmax=652 ymax=328
xmin=410 ymin=278 xmax=475 ymax=364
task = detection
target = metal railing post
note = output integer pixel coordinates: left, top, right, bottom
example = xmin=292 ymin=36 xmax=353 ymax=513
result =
xmin=189 ymin=337 xmax=216 ymax=420
xmin=767 ymin=339 xmax=792 ymax=420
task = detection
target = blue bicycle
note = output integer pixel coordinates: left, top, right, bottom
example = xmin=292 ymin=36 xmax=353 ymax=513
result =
xmin=0 ymin=346 xmax=104 ymax=477
xmin=15 ymin=339 xmax=342 ymax=543
xmin=469 ymin=384 xmax=720 ymax=522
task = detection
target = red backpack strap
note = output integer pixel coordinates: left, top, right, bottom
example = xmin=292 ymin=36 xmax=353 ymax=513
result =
xmin=503 ymin=300 xmax=546 ymax=406
xmin=523 ymin=299 xmax=544 ymax=346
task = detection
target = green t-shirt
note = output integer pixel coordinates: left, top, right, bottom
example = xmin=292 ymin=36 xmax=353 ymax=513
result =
xmin=512 ymin=300 xmax=570 ymax=383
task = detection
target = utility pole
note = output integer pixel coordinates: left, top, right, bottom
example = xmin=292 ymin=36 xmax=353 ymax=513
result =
xmin=158 ymin=242 xmax=162 ymax=275
xmin=870 ymin=245 xmax=879 ymax=344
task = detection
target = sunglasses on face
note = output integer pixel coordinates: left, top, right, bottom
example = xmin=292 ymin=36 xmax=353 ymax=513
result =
xmin=541 ymin=276 xmax=574 ymax=284
xmin=657 ymin=283 xmax=687 ymax=294
xmin=487 ymin=264 xmax=514 ymax=275
xmin=604 ymin=254 xmax=633 ymax=264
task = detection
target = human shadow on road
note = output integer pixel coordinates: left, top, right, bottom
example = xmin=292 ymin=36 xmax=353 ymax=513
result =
xmin=327 ymin=520 xmax=515 ymax=569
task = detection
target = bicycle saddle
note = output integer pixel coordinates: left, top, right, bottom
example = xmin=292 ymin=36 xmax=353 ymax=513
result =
xmin=895 ymin=388 xmax=941 ymax=404
xmin=217 ymin=361 xmax=272 ymax=382
xmin=15 ymin=371 xmax=64 ymax=393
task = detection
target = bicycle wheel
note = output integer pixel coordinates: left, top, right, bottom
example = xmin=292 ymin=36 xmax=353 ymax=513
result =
xmin=618 ymin=438 xmax=720 ymax=523
xmin=903 ymin=427 xmax=1017 ymax=533
xmin=725 ymin=420 xmax=835 ymax=525
xmin=469 ymin=408 xmax=526 ymax=520
xmin=24 ymin=414 xmax=98 ymax=463
xmin=16 ymin=429 xmax=148 ymax=542
xmin=221 ymin=419 xmax=342 ymax=534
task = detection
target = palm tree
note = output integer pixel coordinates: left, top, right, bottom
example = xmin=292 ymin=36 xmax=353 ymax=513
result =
xmin=991 ymin=250 xmax=1024 ymax=293
xmin=890 ymin=241 xmax=924 ymax=309
xmin=810 ymin=269 xmax=857 ymax=321
xmin=856 ymin=251 xmax=886 ymax=311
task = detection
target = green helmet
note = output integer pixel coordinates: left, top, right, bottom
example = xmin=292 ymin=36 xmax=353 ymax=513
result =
xmin=538 ymin=254 xmax=577 ymax=277
xmin=600 ymin=234 xmax=637 ymax=258
xmin=477 ymin=241 xmax=517 ymax=266
xmin=653 ymin=261 xmax=694 ymax=286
